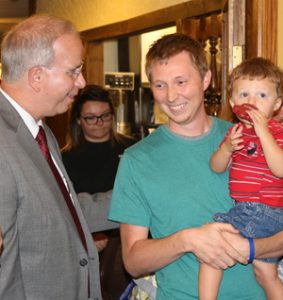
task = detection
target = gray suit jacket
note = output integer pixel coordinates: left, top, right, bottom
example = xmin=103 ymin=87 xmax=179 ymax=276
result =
xmin=0 ymin=93 xmax=117 ymax=300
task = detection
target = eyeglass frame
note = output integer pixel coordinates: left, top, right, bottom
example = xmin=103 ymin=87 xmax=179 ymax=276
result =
xmin=39 ymin=63 xmax=84 ymax=80
xmin=80 ymin=111 xmax=113 ymax=125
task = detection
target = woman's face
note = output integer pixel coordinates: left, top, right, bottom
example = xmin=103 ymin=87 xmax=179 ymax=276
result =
xmin=78 ymin=100 xmax=113 ymax=142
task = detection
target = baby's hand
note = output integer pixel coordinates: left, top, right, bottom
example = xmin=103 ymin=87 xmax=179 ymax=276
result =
xmin=225 ymin=123 xmax=244 ymax=153
xmin=248 ymin=109 xmax=269 ymax=138
xmin=233 ymin=103 xmax=257 ymax=122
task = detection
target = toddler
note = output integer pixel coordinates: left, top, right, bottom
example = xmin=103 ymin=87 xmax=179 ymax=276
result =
xmin=199 ymin=57 xmax=283 ymax=300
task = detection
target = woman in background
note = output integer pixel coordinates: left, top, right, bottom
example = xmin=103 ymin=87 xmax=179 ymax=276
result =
xmin=62 ymin=84 xmax=135 ymax=195
xmin=62 ymin=84 xmax=135 ymax=299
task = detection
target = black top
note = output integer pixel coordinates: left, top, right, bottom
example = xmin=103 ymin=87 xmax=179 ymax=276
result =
xmin=62 ymin=137 xmax=135 ymax=194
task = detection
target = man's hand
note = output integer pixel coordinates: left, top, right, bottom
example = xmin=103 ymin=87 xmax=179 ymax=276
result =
xmin=222 ymin=231 xmax=250 ymax=262
xmin=186 ymin=222 xmax=247 ymax=269
xmin=92 ymin=232 xmax=109 ymax=252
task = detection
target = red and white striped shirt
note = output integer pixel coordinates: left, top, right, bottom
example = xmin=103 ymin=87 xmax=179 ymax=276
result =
xmin=223 ymin=119 xmax=283 ymax=208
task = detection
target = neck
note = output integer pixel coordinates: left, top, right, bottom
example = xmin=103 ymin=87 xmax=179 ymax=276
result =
xmin=169 ymin=114 xmax=212 ymax=138
xmin=84 ymin=135 xmax=110 ymax=143
xmin=1 ymin=81 xmax=41 ymax=121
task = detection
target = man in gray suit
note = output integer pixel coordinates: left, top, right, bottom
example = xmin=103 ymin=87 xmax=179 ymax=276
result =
xmin=0 ymin=14 xmax=116 ymax=300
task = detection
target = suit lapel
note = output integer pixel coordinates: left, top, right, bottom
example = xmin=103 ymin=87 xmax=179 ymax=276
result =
xmin=43 ymin=126 xmax=92 ymax=243
xmin=0 ymin=93 xmax=79 ymax=237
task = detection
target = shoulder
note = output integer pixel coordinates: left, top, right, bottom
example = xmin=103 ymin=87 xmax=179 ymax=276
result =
xmin=124 ymin=126 xmax=166 ymax=158
xmin=61 ymin=146 xmax=80 ymax=163
xmin=114 ymin=134 xmax=138 ymax=153
xmin=213 ymin=117 xmax=232 ymax=129
xmin=212 ymin=117 xmax=233 ymax=134
xmin=116 ymin=133 xmax=137 ymax=145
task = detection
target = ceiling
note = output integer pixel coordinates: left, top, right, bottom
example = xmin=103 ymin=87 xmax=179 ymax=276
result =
xmin=0 ymin=0 xmax=36 ymax=38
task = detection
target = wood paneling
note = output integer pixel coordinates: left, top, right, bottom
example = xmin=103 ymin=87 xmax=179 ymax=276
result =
xmin=246 ymin=0 xmax=277 ymax=63
xmin=81 ymin=0 xmax=226 ymax=42
xmin=84 ymin=41 xmax=104 ymax=86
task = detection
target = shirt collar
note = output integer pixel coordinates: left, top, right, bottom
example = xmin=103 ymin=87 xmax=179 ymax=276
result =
xmin=0 ymin=87 xmax=42 ymax=138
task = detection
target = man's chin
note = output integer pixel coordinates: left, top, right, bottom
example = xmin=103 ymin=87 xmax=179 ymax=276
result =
xmin=58 ymin=99 xmax=73 ymax=114
xmin=49 ymin=104 xmax=69 ymax=117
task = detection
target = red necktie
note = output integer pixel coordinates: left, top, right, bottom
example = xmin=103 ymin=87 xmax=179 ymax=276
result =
xmin=36 ymin=126 xmax=88 ymax=252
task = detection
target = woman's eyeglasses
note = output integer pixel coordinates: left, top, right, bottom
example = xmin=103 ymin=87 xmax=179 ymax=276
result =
xmin=81 ymin=111 xmax=113 ymax=125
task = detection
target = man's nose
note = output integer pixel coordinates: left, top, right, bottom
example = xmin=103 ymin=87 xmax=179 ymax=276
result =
xmin=167 ymin=85 xmax=178 ymax=102
xmin=76 ymin=72 xmax=86 ymax=89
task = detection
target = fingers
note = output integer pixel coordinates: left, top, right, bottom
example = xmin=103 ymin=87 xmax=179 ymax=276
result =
xmin=197 ymin=244 xmax=237 ymax=270
xmin=228 ymin=126 xmax=244 ymax=151
xmin=192 ymin=223 xmax=247 ymax=269
xmin=222 ymin=231 xmax=249 ymax=264
xmin=95 ymin=238 xmax=109 ymax=252
xmin=248 ymin=109 xmax=267 ymax=125
xmin=215 ymin=223 xmax=248 ymax=265
xmin=248 ymin=110 xmax=270 ymax=137
xmin=230 ymin=123 xmax=241 ymax=135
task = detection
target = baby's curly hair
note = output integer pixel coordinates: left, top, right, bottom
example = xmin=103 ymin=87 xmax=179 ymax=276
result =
xmin=228 ymin=57 xmax=283 ymax=99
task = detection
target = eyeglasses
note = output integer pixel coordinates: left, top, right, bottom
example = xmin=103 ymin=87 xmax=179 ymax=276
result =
xmin=81 ymin=111 xmax=113 ymax=125
xmin=44 ymin=63 xmax=84 ymax=80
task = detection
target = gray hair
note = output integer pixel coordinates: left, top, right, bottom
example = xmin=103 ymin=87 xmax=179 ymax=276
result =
xmin=1 ymin=14 xmax=79 ymax=82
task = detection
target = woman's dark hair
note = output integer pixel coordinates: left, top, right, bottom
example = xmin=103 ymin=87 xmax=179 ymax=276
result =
xmin=62 ymin=84 xmax=130 ymax=150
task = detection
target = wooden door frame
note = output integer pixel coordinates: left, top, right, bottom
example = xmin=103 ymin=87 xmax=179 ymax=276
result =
xmin=246 ymin=0 xmax=277 ymax=63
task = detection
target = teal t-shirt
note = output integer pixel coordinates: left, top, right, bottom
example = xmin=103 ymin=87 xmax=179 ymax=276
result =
xmin=109 ymin=117 xmax=265 ymax=300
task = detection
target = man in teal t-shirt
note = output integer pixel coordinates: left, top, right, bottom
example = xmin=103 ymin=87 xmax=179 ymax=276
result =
xmin=109 ymin=33 xmax=265 ymax=299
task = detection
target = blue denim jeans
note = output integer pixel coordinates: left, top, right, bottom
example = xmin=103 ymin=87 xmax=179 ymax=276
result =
xmin=214 ymin=202 xmax=283 ymax=263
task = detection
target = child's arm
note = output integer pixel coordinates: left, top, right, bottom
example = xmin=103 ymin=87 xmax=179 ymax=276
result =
xmin=250 ymin=110 xmax=283 ymax=177
xmin=210 ymin=124 xmax=243 ymax=173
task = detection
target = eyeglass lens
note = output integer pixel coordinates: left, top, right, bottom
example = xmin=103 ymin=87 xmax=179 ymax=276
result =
xmin=82 ymin=112 xmax=112 ymax=124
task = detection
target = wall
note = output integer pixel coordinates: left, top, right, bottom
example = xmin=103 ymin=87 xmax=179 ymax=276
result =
xmin=36 ymin=0 xmax=189 ymax=32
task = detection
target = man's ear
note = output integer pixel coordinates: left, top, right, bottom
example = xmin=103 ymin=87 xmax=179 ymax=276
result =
xmin=203 ymin=70 xmax=211 ymax=91
xmin=28 ymin=66 xmax=44 ymax=92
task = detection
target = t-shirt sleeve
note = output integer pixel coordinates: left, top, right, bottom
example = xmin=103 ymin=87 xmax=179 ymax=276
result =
xmin=108 ymin=151 xmax=151 ymax=227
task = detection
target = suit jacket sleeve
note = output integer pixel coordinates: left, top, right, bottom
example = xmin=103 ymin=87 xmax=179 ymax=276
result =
xmin=78 ymin=190 xmax=118 ymax=233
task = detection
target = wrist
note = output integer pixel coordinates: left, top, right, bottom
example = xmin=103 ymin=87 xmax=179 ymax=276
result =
xmin=181 ymin=227 xmax=197 ymax=254
xmin=247 ymin=237 xmax=255 ymax=264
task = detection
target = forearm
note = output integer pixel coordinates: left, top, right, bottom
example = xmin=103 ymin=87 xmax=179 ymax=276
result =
xmin=254 ymin=231 xmax=283 ymax=258
xmin=223 ymin=231 xmax=283 ymax=261
xmin=260 ymin=132 xmax=283 ymax=177
xmin=210 ymin=147 xmax=231 ymax=173
xmin=121 ymin=223 xmax=245 ymax=277
xmin=121 ymin=227 xmax=185 ymax=277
